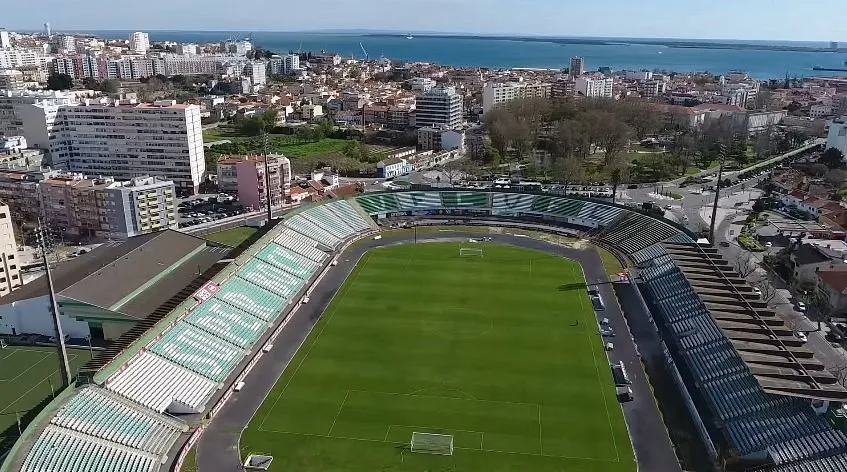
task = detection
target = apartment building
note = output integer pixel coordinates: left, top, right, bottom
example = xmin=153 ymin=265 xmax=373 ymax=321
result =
xmin=268 ymin=54 xmax=300 ymax=75
xmin=244 ymin=61 xmax=267 ymax=87
xmin=0 ymin=70 xmax=24 ymax=91
xmin=129 ymin=32 xmax=150 ymax=54
xmin=0 ymin=203 xmax=21 ymax=296
xmin=0 ymin=167 xmax=57 ymax=225
xmin=0 ymin=48 xmax=45 ymax=69
xmin=575 ymin=76 xmax=614 ymax=98
xmin=414 ymin=85 xmax=463 ymax=129
xmin=38 ymin=173 xmax=176 ymax=239
xmin=217 ymin=154 xmax=291 ymax=210
xmin=417 ymin=126 xmax=465 ymax=152
xmin=162 ymin=54 xmax=224 ymax=76
xmin=0 ymin=90 xmax=79 ymax=160
xmin=55 ymin=99 xmax=206 ymax=194
xmin=482 ymin=82 xmax=552 ymax=113
xmin=569 ymin=56 xmax=585 ymax=77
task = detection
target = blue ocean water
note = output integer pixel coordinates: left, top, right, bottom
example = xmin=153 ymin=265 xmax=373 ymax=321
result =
xmin=87 ymin=31 xmax=847 ymax=79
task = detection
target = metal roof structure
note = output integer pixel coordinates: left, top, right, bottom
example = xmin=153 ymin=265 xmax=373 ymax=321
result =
xmin=662 ymin=241 xmax=847 ymax=402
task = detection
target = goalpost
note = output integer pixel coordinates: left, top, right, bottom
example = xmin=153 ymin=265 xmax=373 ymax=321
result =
xmin=459 ymin=248 xmax=483 ymax=257
xmin=410 ymin=432 xmax=454 ymax=455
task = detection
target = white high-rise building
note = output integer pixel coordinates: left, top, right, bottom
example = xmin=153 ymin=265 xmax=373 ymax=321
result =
xmin=0 ymin=48 xmax=45 ymax=69
xmin=175 ymin=43 xmax=197 ymax=55
xmin=0 ymin=90 xmax=78 ymax=160
xmin=268 ymin=54 xmax=300 ymax=75
xmin=482 ymin=82 xmax=552 ymax=113
xmin=244 ymin=61 xmax=267 ymax=87
xmin=575 ymin=77 xmax=614 ymax=98
xmin=129 ymin=31 xmax=150 ymax=54
xmin=415 ymin=85 xmax=463 ymax=129
xmin=55 ymin=99 xmax=205 ymax=193
xmin=0 ymin=29 xmax=10 ymax=49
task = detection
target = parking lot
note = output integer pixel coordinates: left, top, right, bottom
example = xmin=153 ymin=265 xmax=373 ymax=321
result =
xmin=177 ymin=193 xmax=248 ymax=229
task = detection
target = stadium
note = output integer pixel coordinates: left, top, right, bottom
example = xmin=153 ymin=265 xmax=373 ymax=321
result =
xmin=2 ymin=189 xmax=847 ymax=472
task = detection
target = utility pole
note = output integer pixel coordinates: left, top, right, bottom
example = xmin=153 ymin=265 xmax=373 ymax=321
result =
xmin=39 ymin=220 xmax=71 ymax=387
xmin=261 ymin=130 xmax=273 ymax=223
xmin=709 ymin=143 xmax=728 ymax=243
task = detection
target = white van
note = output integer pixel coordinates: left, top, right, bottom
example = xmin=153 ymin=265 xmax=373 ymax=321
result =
xmin=234 ymin=381 xmax=245 ymax=392
xmin=262 ymin=344 xmax=273 ymax=353
xmin=605 ymin=342 xmax=614 ymax=351
xmin=373 ymin=235 xmax=382 ymax=240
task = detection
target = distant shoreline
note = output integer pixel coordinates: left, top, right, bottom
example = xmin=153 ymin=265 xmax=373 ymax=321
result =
xmin=365 ymin=33 xmax=846 ymax=53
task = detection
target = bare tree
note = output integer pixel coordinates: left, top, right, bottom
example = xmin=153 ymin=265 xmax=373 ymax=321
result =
xmin=751 ymin=276 xmax=778 ymax=304
xmin=440 ymin=159 xmax=466 ymax=185
xmin=733 ymin=252 xmax=759 ymax=279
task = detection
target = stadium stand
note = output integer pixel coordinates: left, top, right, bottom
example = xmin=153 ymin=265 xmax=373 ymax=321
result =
xmin=51 ymin=387 xmax=185 ymax=455
xmin=106 ymin=351 xmax=218 ymax=413
xmin=16 ymin=189 xmax=847 ymax=472
xmin=20 ymin=426 xmax=160 ymax=472
xmin=6 ymin=198 xmax=375 ymax=472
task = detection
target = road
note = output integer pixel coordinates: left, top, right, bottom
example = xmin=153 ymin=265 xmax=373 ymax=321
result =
xmin=194 ymin=230 xmax=680 ymax=472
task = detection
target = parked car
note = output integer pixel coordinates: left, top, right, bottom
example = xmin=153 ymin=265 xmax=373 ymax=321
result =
xmin=795 ymin=332 xmax=808 ymax=342
xmin=797 ymin=301 xmax=807 ymax=312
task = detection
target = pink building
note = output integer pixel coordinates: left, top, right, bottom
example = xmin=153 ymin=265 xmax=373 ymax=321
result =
xmin=217 ymin=154 xmax=291 ymax=210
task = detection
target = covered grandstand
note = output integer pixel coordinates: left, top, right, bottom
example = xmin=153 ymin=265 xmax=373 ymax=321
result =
xmin=4 ymin=190 xmax=847 ymax=472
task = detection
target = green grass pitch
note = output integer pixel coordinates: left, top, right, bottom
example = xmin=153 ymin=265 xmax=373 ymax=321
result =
xmin=0 ymin=346 xmax=89 ymax=450
xmin=242 ymin=242 xmax=635 ymax=471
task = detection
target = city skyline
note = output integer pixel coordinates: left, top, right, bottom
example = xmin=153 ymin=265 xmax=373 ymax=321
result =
xmin=9 ymin=0 xmax=847 ymax=42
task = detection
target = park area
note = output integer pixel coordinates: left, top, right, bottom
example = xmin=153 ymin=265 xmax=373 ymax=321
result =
xmin=241 ymin=242 xmax=634 ymax=472
xmin=0 ymin=346 xmax=89 ymax=454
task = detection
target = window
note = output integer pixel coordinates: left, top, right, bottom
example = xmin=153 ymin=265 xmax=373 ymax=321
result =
xmin=11 ymin=275 xmax=18 ymax=280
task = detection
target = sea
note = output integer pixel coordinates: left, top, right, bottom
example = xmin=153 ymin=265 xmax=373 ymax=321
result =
xmin=86 ymin=31 xmax=847 ymax=80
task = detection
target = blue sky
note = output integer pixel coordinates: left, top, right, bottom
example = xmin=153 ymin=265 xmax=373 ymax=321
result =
xmin=10 ymin=0 xmax=847 ymax=41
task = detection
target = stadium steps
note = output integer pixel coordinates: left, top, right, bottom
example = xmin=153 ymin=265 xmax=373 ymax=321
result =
xmin=105 ymin=351 xmax=217 ymax=414
xmin=355 ymin=193 xmax=400 ymax=214
xmin=21 ymin=425 xmax=161 ymax=472
xmin=326 ymin=200 xmax=373 ymax=231
xmin=182 ymin=298 xmax=269 ymax=349
xmin=50 ymin=387 xmax=185 ymax=455
xmin=148 ymin=323 xmax=244 ymax=383
xmin=285 ymin=215 xmax=341 ymax=248
xmin=256 ymin=243 xmax=317 ymax=279
xmin=274 ymin=229 xmax=327 ymax=262
xmin=78 ymin=258 xmax=230 ymax=380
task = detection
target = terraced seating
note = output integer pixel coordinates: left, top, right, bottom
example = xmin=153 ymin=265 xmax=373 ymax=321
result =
xmin=395 ymin=191 xmax=442 ymax=210
xmin=324 ymin=200 xmax=372 ymax=231
xmin=725 ymin=406 xmax=832 ymax=457
xmin=440 ymin=192 xmax=488 ymax=208
xmin=106 ymin=351 xmax=217 ymax=413
xmin=491 ymin=193 xmax=536 ymax=213
xmin=768 ymin=430 xmax=847 ymax=466
xmin=687 ymin=340 xmax=747 ymax=383
xmin=666 ymin=232 xmax=695 ymax=244
xmin=21 ymin=426 xmax=160 ymax=472
xmin=149 ymin=323 xmax=243 ymax=382
xmin=285 ymin=215 xmax=341 ymax=248
xmin=183 ymin=298 xmax=267 ymax=349
xmin=274 ymin=229 xmax=327 ymax=262
xmin=631 ymin=243 xmax=667 ymax=265
xmin=237 ymin=258 xmax=304 ymax=299
xmin=51 ymin=387 xmax=185 ymax=455
xmin=257 ymin=243 xmax=318 ymax=279
xmin=617 ymin=221 xmax=680 ymax=254
xmin=577 ymin=202 xmax=623 ymax=225
xmin=302 ymin=206 xmax=357 ymax=239
xmin=215 ymin=277 xmax=286 ymax=322
xmin=772 ymin=453 xmax=847 ymax=471
xmin=531 ymin=195 xmax=584 ymax=217
xmin=356 ymin=193 xmax=400 ymax=214
xmin=667 ymin=312 xmax=724 ymax=350
xmin=702 ymin=372 xmax=790 ymax=421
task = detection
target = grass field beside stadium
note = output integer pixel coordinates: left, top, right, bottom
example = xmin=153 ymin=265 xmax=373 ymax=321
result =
xmin=0 ymin=346 xmax=89 ymax=450
xmin=241 ymin=242 xmax=635 ymax=471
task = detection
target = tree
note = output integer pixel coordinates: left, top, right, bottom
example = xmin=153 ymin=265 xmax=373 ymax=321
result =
xmin=733 ymin=252 xmax=759 ymax=278
xmin=47 ymin=73 xmax=73 ymax=90
xmin=441 ymin=159 xmax=466 ymax=185
xmin=820 ymin=147 xmax=846 ymax=169
xmin=100 ymin=79 xmax=119 ymax=93
xmin=751 ymin=276 xmax=778 ymax=304
xmin=610 ymin=168 xmax=622 ymax=204
xmin=824 ymin=169 xmax=847 ymax=187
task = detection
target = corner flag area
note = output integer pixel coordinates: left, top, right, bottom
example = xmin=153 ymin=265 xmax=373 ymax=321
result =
xmin=241 ymin=243 xmax=635 ymax=471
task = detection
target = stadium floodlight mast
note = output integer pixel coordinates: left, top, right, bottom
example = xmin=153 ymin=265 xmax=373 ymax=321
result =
xmin=709 ymin=143 xmax=728 ymax=244
xmin=38 ymin=219 xmax=72 ymax=388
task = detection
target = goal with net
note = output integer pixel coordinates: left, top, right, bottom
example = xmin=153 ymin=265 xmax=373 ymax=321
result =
xmin=459 ymin=248 xmax=483 ymax=257
xmin=410 ymin=432 xmax=454 ymax=455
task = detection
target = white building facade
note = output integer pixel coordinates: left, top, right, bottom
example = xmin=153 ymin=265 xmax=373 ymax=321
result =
xmin=129 ymin=31 xmax=150 ymax=54
xmin=827 ymin=117 xmax=847 ymax=158
xmin=575 ymin=77 xmax=614 ymax=98
xmin=56 ymin=100 xmax=206 ymax=193
xmin=414 ymin=85 xmax=463 ymax=129
xmin=482 ymin=82 xmax=551 ymax=113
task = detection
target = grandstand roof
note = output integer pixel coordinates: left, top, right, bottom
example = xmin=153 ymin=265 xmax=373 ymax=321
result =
xmin=662 ymin=242 xmax=847 ymax=402
xmin=0 ymin=230 xmax=231 ymax=320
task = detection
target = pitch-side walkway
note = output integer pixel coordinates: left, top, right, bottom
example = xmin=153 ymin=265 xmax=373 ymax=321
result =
xmin=194 ymin=230 xmax=680 ymax=472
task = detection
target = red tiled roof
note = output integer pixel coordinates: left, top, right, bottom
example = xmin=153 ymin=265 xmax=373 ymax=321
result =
xmin=818 ymin=270 xmax=847 ymax=294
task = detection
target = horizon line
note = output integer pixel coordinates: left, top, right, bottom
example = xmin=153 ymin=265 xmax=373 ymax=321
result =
xmin=5 ymin=27 xmax=844 ymax=44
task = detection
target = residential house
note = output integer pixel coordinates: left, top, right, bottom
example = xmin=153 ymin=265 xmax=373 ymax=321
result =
xmin=791 ymin=239 xmax=847 ymax=284
xmin=377 ymin=156 xmax=412 ymax=179
xmin=816 ymin=270 xmax=847 ymax=316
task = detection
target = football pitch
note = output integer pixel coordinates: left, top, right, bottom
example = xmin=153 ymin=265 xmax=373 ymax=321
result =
xmin=0 ymin=346 xmax=89 ymax=452
xmin=242 ymin=242 xmax=635 ymax=471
